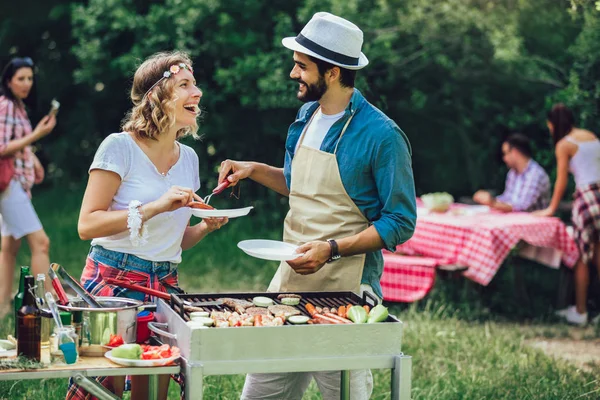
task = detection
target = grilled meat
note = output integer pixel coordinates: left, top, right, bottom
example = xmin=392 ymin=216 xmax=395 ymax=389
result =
xmin=268 ymin=304 xmax=301 ymax=318
xmin=245 ymin=307 xmax=272 ymax=316
xmin=220 ymin=298 xmax=254 ymax=314
xmin=276 ymin=294 xmax=302 ymax=300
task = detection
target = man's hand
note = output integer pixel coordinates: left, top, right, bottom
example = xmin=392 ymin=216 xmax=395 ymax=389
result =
xmin=286 ymin=240 xmax=332 ymax=275
xmin=218 ymin=159 xmax=254 ymax=187
xmin=532 ymin=207 xmax=555 ymax=217
xmin=473 ymin=190 xmax=494 ymax=206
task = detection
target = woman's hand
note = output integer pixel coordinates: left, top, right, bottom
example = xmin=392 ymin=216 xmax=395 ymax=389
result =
xmin=33 ymin=115 xmax=57 ymax=139
xmin=151 ymin=186 xmax=200 ymax=214
xmin=532 ymin=207 xmax=555 ymax=217
xmin=201 ymin=217 xmax=228 ymax=233
xmin=32 ymin=154 xmax=44 ymax=184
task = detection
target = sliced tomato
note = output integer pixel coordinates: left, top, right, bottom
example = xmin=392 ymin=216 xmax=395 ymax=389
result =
xmin=107 ymin=334 xmax=124 ymax=347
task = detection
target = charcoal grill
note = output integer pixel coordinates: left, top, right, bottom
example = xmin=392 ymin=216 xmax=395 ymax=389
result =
xmin=149 ymin=291 xmax=412 ymax=400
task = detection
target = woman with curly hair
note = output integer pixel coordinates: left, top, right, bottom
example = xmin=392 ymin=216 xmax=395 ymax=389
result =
xmin=0 ymin=57 xmax=56 ymax=313
xmin=68 ymin=51 xmax=227 ymax=400
xmin=534 ymin=103 xmax=600 ymax=326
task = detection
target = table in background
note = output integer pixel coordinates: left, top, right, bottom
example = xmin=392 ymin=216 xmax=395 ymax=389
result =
xmin=381 ymin=204 xmax=579 ymax=302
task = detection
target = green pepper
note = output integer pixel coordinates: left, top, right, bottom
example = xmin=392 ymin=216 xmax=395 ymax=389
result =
xmin=346 ymin=305 xmax=368 ymax=324
xmin=367 ymin=304 xmax=389 ymax=323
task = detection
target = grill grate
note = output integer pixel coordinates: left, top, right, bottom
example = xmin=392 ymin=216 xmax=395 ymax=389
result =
xmin=170 ymin=291 xmax=380 ymax=324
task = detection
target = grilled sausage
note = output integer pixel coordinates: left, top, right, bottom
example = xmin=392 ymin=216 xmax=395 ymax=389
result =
xmin=324 ymin=312 xmax=352 ymax=324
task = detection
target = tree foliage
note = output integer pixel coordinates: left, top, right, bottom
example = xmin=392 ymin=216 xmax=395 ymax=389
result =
xmin=1 ymin=0 xmax=599 ymax=199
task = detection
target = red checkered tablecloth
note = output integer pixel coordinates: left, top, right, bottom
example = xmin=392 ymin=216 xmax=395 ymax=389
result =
xmin=395 ymin=208 xmax=579 ymax=286
xmin=381 ymin=252 xmax=441 ymax=302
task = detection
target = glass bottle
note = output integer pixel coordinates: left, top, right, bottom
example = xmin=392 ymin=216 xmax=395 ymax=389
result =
xmin=35 ymin=274 xmax=51 ymax=349
xmin=17 ymin=275 xmax=41 ymax=361
xmin=13 ymin=266 xmax=31 ymax=338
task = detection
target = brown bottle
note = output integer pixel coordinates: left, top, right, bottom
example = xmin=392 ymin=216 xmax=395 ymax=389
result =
xmin=17 ymin=275 xmax=41 ymax=361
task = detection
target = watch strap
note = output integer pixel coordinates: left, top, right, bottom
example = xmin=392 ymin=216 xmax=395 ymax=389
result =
xmin=327 ymin=239 xmax=341 ymax=263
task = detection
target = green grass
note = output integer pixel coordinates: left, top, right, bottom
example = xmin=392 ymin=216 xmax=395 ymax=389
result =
xmin=1 ymin=184 xmax=599 ymax=399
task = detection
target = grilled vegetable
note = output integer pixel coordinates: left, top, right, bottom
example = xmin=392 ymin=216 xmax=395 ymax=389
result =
xmin=337 ymin=305 xmax=346 ymax=318
xmin=253 ymin=296 xmax=274 ymax=307
xmin=363 ymin=305 xmax=370 ymax=314
xmin=367 ymin=304 xmax=389 ymax=323
xmin=280 ymin=297 xmax=300 ymax=306
xmin=346 ymin=305 xmax=368 ymax=324
xmin=288 ymin=315 xmax=310 ymax=324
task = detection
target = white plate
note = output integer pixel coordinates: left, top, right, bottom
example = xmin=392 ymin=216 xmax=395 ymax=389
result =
xmin=237 ymin=239 xmax=304 ymax=261
xmin=0 ymin=349 xmax=16 ymax=358
xmin=104 ymin=350 xmax=180 ymax=367
xmin=190 ymin=206 xmax=253 ymax=219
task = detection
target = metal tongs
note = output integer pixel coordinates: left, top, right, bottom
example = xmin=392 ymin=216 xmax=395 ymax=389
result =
xmin=104 ymin=278 xmax=223 ymax=307
xmin=50 ymin=263 xmax=103 ymax=308
xmin=202 ymin=180 xmax=231 ymax=205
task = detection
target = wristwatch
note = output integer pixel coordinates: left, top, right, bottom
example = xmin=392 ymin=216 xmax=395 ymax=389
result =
xmin=327 ymin=239 xmax=341 ymax=263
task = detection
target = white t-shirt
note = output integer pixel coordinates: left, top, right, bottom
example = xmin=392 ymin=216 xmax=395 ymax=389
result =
xmin=90 ymin=132 xmax=201 ymax=263
xmin=296 ymin=108 xmax=345 ymax=151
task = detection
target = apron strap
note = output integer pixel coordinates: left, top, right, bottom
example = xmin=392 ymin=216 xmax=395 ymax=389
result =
xmin=333 ymin=112 xmax=354 ymax=155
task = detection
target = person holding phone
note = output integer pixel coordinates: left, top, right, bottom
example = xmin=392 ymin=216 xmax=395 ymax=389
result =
xmin=0 ymin=57 xmax=56 ymax=314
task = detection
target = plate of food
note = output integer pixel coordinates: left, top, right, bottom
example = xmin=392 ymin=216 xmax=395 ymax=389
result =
xmin=237 ymin=239 xmax=304 ymax=261
xmin=188 ymin=203 xmax=254 ymax=219
xmin=105 ymin=344 xmax=180 ymax=367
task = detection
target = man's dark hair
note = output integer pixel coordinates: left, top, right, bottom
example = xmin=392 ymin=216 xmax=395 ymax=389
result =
xmin=307 ymin=55 xmax=356 ymax=88
xmin=504 ymin=133 xmax=533 ymax=158
xmin=547 ymin=103 xmax=575 ymax=147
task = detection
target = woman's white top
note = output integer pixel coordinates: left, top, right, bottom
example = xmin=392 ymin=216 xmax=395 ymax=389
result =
xmin=90 ymin=132 xmax=200 ymax=263
xmin=565 ymin=136 xmax=600 ymax=187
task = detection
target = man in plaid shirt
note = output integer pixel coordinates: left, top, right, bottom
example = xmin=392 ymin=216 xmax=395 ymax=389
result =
xmin=473 ymin=133 xmax=550 ymax=212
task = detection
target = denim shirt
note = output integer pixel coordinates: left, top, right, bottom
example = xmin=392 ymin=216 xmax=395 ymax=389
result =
xmin=283 ymin=89 xmax=416 ymax=298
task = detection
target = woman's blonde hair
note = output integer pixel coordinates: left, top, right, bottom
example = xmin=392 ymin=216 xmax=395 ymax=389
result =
xmin=122 ymin=51 xmax=199 ymax=140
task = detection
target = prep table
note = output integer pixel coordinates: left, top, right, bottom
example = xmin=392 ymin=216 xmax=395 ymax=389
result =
xmin=0 ymin=349 xmax=179 ymax=400
xmin=149 ymin=291 xmax=412 ymax=400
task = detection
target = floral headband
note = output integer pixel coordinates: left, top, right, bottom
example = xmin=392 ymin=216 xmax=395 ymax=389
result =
xmin=144 ymin=63 xmax=194 ymax=98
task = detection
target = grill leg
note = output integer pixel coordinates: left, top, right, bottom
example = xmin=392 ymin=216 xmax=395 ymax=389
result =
xmin=391 ymin=354 xmax=412 ymax=400
xmin=185 ymin=361 xmax=204 ymax=400
xmin=340 ymin=370 xmax=351 ymax=400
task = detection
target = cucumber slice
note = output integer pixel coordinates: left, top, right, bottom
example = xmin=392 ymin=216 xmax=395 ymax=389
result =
xmin=253 ymin=296 xmax=274 ymax=307
xmin=190 ymin=311 xmax=209 ymax=318
xmin=186 ymin=321 xmax=209 ymax=329
xmin=288 ymin=315 xmax=310 ymax=325
xmin=280 ymin=297 xmax=300 ymax=306
xmin=191 ymin=317 xmax=214 ymax=326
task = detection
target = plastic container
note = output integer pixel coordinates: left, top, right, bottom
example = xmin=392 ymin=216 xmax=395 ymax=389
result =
xmin=136 ymin=311 xmax=154 ymax=344
xmin=50 ymin=326 xmax=79 ymax=365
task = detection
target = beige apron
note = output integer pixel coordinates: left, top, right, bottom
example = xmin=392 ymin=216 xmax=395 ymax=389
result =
xmin=268 ymin=109 xmax=369 ymax=293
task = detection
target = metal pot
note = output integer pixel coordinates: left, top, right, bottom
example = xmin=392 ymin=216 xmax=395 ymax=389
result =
xmin=58 ymin=296 xmax=142 ymax=357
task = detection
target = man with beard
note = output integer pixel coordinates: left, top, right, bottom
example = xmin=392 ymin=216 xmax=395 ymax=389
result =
xmin=218 ymin=12 xmax=416 ymax=400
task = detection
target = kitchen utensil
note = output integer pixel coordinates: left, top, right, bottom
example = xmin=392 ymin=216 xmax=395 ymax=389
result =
xmin=45 ymin=293 xmax=77 ymax=364
xmin=203 ymin=180 xmax=230 ymax=205
xmin=103 ymin=278 xmax=222 ymax=307
xmin=51 ymin=263 xmax=102 ymax=308
xmin=104 ymin=349 xmax=180 ymax=367
xmin=47 ymin=267 xmax=69 ymax=305
xmin=58 ymin=297 xmax=142 ymax=357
